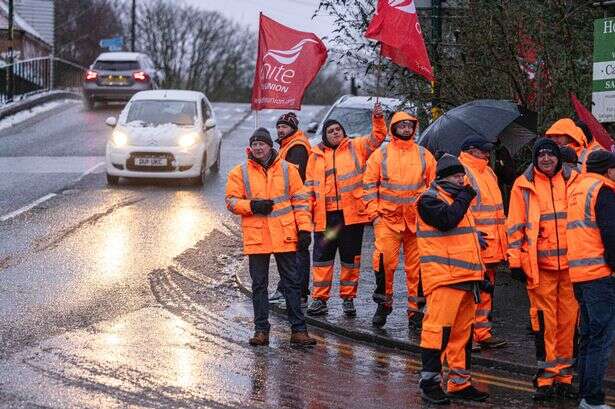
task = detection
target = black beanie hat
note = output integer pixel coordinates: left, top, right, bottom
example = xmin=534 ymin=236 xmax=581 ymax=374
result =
xmin=322 ymin=119 xmax=346 ymax=146
xmin=559 ymin=145 xmax=578 ymax=165
xmin=249 ymin=127 xmax=273 ymax=147
xmin=276 ymin=112 xmax=299 ymax=131
xmin=436 ymin=153 xmax=466 ymax=180
xmin=461 ymin=136 xmax=494 ymax=152
xmin=532 ymin=137 xmax=562 ymax=174
xmin=586 ymin=150 xmax=615 ymax=175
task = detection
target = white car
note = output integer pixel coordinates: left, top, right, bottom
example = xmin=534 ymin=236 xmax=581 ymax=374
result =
xmin=104 ymin=90 xmax=222 ymax=185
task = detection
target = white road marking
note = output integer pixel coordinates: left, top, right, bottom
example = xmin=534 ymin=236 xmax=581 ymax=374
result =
xmin=0 ymin=193 xmax=57 ymax=222
xmin=76 ymin=161 xmax=105 ymax=181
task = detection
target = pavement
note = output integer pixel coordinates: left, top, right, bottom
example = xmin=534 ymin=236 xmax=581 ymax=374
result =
xmin=234 ymin=225 xmax=615 ymax=388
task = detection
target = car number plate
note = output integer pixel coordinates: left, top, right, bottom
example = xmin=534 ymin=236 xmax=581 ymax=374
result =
xmin=135 ymin=157 xmax=167 ymax=166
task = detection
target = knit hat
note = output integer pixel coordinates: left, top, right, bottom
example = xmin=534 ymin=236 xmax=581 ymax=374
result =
xmin=532 ymin=137 xmax=562 ymax=174
xmin=322 ymin=119 xmax=347 ymax=146
xmin=559 ymin=145 xmax=578 ymax=165
xmin=249 ymin=127 xmax=273 ymax=147
xmin=460 ymin=136 xmax=494 ymax=152
xmin=586 ymin=150 xmax=615 ymax=175
xmin=436 ymin=153 xmax=466 ymax=179
xmin=276 ymin=112 xmax=299 ymax=131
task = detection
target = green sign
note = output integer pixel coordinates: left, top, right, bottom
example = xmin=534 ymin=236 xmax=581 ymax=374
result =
xmin=593 ymin=17 xmax=615 ymax=122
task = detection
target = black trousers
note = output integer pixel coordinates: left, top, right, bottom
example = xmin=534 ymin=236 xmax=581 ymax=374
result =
xmin=249 ymin=252 xmax=307 ymax=332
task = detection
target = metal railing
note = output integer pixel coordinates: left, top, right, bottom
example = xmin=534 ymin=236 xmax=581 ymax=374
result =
xmin=0 ymin=57 xmax=86 ymax=105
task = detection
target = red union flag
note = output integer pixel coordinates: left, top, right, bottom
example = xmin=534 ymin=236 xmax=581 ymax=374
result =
xmin=571 ymin=94 xmax=615 ymax=152
xmin=365 ymin=0 xmax=433 ymax=81
xmin=251 ymin=14 xmax=328 ymax=111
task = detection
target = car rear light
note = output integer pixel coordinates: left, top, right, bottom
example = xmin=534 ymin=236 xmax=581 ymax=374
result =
xmin=132 ymin=71 xmax=149 ymax=81
xmin=85 ymin=70 xmax=98 ymax=81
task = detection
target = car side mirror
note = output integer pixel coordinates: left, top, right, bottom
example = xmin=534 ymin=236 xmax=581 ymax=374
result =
xmin=205 ymin=118 xmax=216 ymax=130
xmin=307 ymin=121 xmax=318 ymax=134
xmin=105 ymin=116 xmax=117 ymax=127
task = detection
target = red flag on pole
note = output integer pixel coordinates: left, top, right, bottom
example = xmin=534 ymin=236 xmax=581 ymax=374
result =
xmin=570 ymin=93 xmax=615 ymax=152
xmin=365 ymin=0 xmax=433 ymax=81
xmin=251 ymin=13 xmax=328 ymax=111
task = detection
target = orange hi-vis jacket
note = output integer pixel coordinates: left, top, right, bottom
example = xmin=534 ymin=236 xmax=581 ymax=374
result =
xmin=363 ymin=112 xmax=436 ymax=233
xmin=545 ymin=118 xmax=589 ymax=171
xmin=578 ymin=141 xmax=606 ymax=173
xmin=305 ymin=115 xmax=387 ymax=232
xmin=567 ymin=173 xmax=615 ymax=283
xmin=459 ymin=151 xmax=507 ymax=264
xmin=506 ymin=165 xmax=578 ymax=289
xmin=417 ymin=183 xmax=485 ymax=296
xmin=278 ymin=130 xmax=311 ymax=161
xmin=225 ymin=154 xmax=313 ymax=255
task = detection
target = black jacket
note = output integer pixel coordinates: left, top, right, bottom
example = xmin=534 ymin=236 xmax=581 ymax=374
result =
xmin=284 ymin=145 xmax=309 ymax=182
xmin=596 ymin=186 xmax=615 ymax=272
xmin=417 ymin=185 xmax=476 ymax=232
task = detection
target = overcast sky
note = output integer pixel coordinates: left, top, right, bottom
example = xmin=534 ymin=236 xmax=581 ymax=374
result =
xmin=182 ymin=0 xmax=336 ymax=41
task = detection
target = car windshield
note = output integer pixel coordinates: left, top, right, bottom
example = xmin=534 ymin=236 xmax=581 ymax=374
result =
xmin=94 ymin=60 xmax=140 ymax=71
xmin=126 ymin=100 xmax=197 ymax=126
xmin=324 ymin=107 xmax=373 ymax=137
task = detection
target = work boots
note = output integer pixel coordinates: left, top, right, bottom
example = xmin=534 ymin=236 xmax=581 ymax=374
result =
xmin=290 ymin=330 xmax=317 ymax=346
xmin=249 ymin=331 xmax=269 ymax=346
xmin=372 ymin=304 xmax=392 ymax=328
xmin=447 ymin=385 xmax=489 ymax=402
xmin=342 ymin=298 xmax=356 ymax=317
xmin=306 ymin=299 xmax=328 ymax=316
xmin=419 ymin=380 xmax=450 ymax=405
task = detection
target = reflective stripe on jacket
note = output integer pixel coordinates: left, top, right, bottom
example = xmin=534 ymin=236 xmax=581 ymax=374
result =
xmin=506 ymin=165 xmax=578 ymax=289
xmin=417 ymin=183 xmax=485 ymax=295
xmin=567 ymin=173 xmax=615 ymax=283
xmin=278 ymin=130 xmax=311 ymax=162
xmin=363 ymin=115 xmax=436 ymax=233
xmin=305 ymin=115 xmax=387 ymax=231
xmin=225 ymin=155 xmax=313 ymax=254
xmin=459 ymin=151 xmax=507 ymax=263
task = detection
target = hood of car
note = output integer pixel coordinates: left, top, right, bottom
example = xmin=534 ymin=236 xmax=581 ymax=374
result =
xmin=121 ymin=123 xmax=197 ymax=147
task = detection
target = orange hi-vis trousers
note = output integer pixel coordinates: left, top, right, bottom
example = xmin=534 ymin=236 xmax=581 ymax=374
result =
xmin=420 ymin=286 xmax=476 ymax=393
xmin=527 ymin=268 xmax=579 ymax=387
xmin=372 ymin=221 xmax=423 ymax=316
xmin=474 ymin=268 xmax=496 ymax=342
xmin=311 ymin=211 xmax=364 ymax=301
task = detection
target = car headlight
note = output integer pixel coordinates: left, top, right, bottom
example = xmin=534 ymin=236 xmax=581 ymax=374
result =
xmin=112 ymin=130 xmax=128 ymax=147
xmin=178 ymin=132 xmax=198 ymax=148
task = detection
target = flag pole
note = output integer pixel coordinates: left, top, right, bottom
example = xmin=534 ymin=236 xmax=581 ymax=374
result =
xmin=375 ymin=43 xmax=382 ymax=104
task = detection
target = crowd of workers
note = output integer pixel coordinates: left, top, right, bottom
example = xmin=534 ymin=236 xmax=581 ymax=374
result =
xmin=225 ymin=102 xmax=615 ymax=408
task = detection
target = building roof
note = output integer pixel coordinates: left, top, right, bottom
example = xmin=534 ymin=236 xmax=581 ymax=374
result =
xmin=0 ymin=0 xmax=48 ymax=45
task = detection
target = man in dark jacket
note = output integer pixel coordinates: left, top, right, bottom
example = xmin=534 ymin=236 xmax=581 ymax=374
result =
xmin=416 ymin=153 xmax=489 ymax=404
xmin=269 ymin=112 xmax=313 ymax=308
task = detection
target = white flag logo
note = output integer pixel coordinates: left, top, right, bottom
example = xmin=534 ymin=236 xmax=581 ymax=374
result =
xmin=388 ymin=0 xmax=416 ymax=13
xmin=264 ymin=39 xmax=318 ymax=65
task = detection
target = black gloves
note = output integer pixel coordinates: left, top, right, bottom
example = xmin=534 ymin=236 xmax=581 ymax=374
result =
xmin=477 ymin=231 xmax=488 ymax=250
xmin=510 ymin=267 xmax=526 ymax=283
xmin=463 ymin=184 xmax=478 ymax=197
xmin=298 ymin=231 xmax=312 ymax=251
xmin=250 ymin=199 xmax=274 ymax=215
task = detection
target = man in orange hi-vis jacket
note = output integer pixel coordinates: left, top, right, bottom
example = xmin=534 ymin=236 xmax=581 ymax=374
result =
xmin=458 ymin=137 xmax=508 ymax=352
xmin=226 ymin=127 xmax=316 ymax=347
xmin=416 ymin=153 xmax=489 ymax=405
xmin=305 ymin=102 xmax=387 ymax=317
xmin=363 ymin=111 xmax=436 ymax=329
xmin=507 ymin=138 xmax=579 ymax=401
xmin=546 ymin=118 xmax=595 ymax=172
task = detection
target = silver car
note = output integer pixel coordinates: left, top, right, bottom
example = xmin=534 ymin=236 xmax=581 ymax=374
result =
xmin=82 ymin=52 xmax=164 ymax=110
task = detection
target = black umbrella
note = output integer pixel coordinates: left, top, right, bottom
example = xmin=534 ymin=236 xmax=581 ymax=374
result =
xmin=418 ymin=99 xmax=537 ymax=156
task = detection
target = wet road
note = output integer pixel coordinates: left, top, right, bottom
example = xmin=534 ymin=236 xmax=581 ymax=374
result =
xmin=0 ymin=101 xmax=589 ymax=408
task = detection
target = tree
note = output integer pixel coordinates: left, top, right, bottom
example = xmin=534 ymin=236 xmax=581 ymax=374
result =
xmin=317 ymin=0 xmax=603 ymax=131
xmin=55 ymin=0 xmax=124 ymax=67
xmin=134 ymin=0 xmax=255 ymax=101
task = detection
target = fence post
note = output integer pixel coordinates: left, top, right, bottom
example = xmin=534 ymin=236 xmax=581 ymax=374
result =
xmin=7 ymin=0 xmax=14 ymax=102
xmin=49 ymin=53 xmax=54 ymax=91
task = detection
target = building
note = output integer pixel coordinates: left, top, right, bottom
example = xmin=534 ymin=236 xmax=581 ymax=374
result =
xmin=0 ymin=0 xmax=53 ymax=62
